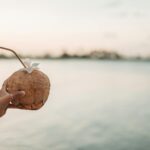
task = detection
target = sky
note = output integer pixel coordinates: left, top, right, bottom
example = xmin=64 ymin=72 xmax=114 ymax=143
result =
xmin=0 ymin=0 xmax=150 ymax=56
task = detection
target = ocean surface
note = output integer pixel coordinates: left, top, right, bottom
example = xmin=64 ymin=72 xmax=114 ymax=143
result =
xmin=0 ymin=59 xmax=150 ymax=150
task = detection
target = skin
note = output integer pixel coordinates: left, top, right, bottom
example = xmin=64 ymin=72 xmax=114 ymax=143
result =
xmin=0 ymin=79 xmax=25 ymax=117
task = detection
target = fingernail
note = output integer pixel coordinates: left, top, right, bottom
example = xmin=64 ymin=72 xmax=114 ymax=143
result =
xmin=20 ymin=91 xmax=25 ymax=96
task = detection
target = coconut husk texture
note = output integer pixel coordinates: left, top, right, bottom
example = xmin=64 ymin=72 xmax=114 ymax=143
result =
xmin=6 ymin=69 xmax=50 ymax=110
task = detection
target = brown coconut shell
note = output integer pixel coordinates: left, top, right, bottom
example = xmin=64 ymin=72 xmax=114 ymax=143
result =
xmin=6 ymin=69 xmax=50 ymax=110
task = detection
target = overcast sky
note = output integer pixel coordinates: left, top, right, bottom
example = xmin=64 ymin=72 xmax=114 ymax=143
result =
xmin=0 ymin=0 xmax=150 ymax=56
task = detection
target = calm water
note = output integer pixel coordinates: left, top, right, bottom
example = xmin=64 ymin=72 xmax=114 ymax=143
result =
xmin=0 ymin=59 xmax=150 ymax=150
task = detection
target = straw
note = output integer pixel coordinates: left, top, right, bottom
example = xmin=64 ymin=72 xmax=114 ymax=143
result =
xmin=0 ymin=47 xmax=26 ymax=68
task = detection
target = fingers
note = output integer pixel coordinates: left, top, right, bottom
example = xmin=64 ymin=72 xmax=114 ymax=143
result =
xmin=8 ymin=104 xmax=30 ymax=110
xmin=7 ymin=104 xmax=17 ymax=109
xmin=8 ymin=103 xmax=32 ymax=110
xmin=8 ymin=101 xmax=43 ymax=110
xmin=3 ymin=90 xmax=25 ymax=111
xmin=7 ymin=90 xmax=25 ymax=105
xmin=10 ymin=91 xmax=25 ymax=105
xmin=8 ymin=104 xmax=25 ymax=109
xmin=12 ymin=91 xmax=25 ymax=98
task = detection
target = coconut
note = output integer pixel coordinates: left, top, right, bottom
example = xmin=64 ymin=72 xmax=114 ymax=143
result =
xmin=6 ymin=61 xmax=50 ymax=110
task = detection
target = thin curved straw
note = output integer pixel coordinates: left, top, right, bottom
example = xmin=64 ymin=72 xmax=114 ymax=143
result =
xmin=0 ymin=47 xmax=26 ymax=68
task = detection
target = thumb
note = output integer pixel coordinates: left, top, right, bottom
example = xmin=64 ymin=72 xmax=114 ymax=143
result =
xmin=12 ymin=91 xmax=25 ymax=98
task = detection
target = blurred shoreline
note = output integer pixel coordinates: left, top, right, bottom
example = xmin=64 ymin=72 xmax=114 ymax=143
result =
xmin=0 ymin=50 xmax=150 ymax=61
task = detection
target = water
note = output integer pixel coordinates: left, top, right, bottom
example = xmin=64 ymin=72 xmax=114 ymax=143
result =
xmin=0 ymin=59 xmax=150 ymax=150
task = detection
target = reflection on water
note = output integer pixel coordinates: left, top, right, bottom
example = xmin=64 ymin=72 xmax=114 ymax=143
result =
xmin=0 ymin=59 xmax=150 ymax=150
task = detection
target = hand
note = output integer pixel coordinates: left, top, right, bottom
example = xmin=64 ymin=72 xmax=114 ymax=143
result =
xmin=2 ymin=79 xmax=45 ymax=111
xmin=0 ymin=79 xmax=25 ymax=117
xmin=8 ymin=100 xmax=44 ymax=110
xmin=0 ymin=79 xmax=25 ymax=97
